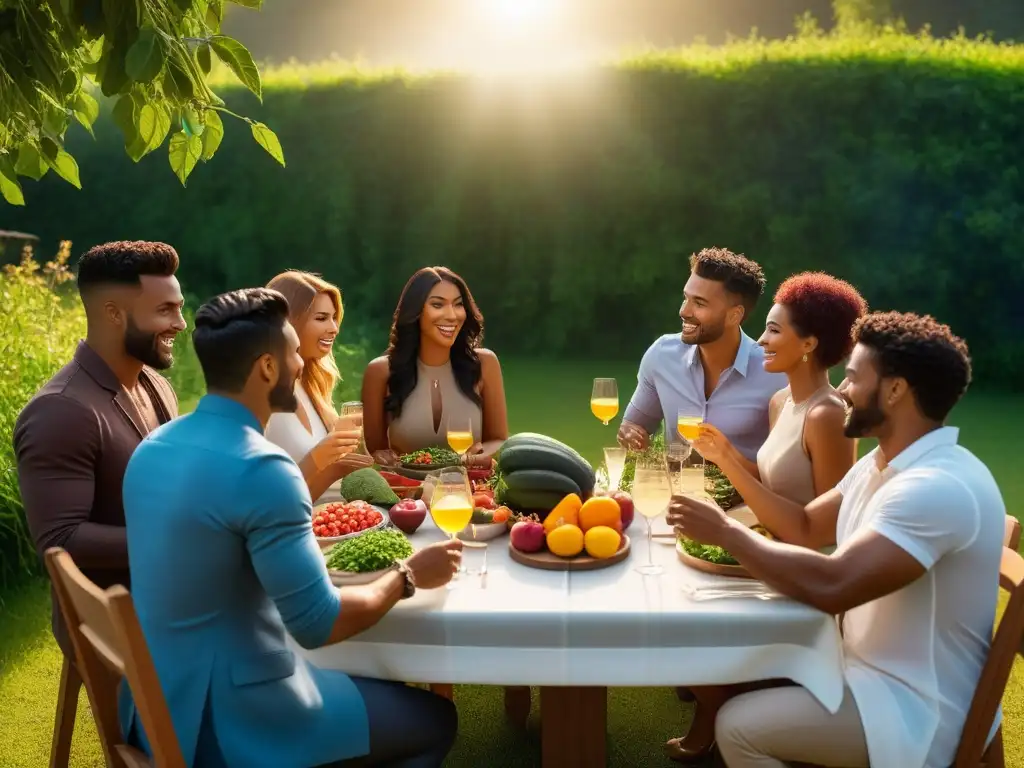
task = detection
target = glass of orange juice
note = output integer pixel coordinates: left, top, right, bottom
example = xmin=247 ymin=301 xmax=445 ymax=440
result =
xmin=676 ymin=409 xmax=704 ymax=443
xmin=430 ymin=467 xmax=475 ymax=588
xmin=591 ymin=378 xmax=619 ymax=425
xmin=446 ymin=416 xmax=474 ymax=456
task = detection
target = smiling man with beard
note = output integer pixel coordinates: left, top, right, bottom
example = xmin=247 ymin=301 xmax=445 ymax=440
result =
xmin=13 ymin=240 xmax=185 ymax=763
xmin=667 ymin=311 xmax=1006 ymax=768
xmin=618 ymin=247 xmax=786 ymax=457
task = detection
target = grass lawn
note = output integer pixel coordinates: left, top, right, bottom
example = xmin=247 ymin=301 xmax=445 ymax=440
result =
xmin=1 ymin=358 xmax=1022 ymax=766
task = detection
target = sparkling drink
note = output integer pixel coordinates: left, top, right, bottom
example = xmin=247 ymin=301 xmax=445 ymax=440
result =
xmin=431 ymin=494 xmax=474 ymax=535
xmin=632 ymin=469 xmax=671 ymax=520
xmin=447 ymin=431 xmax=474 ymax=454
xmin=591 ymin=398 xmax=619 ymax=425
xmin=677 ymin=416 xmax=703 ymax=442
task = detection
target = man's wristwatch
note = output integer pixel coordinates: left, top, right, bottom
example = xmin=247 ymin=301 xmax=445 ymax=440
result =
xmin=390 ymin=560 xmax=416 ymax=599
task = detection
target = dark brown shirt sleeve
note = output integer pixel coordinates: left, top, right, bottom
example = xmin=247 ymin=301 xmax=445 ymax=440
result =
xmin=14 ymin=394 xmax=127 ymax=569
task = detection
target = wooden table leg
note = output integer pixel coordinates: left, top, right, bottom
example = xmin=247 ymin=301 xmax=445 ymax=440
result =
xmin=503 ymin=686 xmax=532 ymax=727
xmin=429 ymin=683 xmax=453 ymax=700
xmin=50 ymin=656 xmax=81 ymax=768
xmin=540 ymin=686 xmax=607 ymax=767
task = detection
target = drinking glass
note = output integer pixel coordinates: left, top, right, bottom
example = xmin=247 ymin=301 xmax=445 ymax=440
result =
xmin=591 ymin=378 xmax=619 ymax=425
xmin=676 ymin=408 xmax=704 ymax=444
xmin=446 ymin=415 xmax=474 ymax=456
xmin=667 ymin=440 xmax=704 ymax=498
xmin=603 ymin=446 xmax=627 ymax=493
xmin=429 ymin=467 xmax=474 ymax=589
xmin=631 ymin=454 xmax=671 ymax=576
xmin=339 ymin=401 xmax=366 ymax=455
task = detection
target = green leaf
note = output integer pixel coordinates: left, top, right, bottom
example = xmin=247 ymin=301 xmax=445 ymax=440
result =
xmin=40 ymin=140 xmax=82 ymax=189
xmin=210 ymin=36 xmax=261 ymax=101
xmin=125 ymin=26 xmax=165 ymax=83
xmin=164 ymin=56 xmax=195 ymax=100
xmin=197 ymin=43 xmax=212 ymax=74
xmin=182 ymin=107 xmax=205 ymax=138
xmin=250 ymin=121 xmax=285 ymax=167
xmin=128 ymin=103 xmax=171 ymax=160
xmin=0 ymin=157 xmax=26 ymax=206
xmin=73 ymin=90 xmax=100 ymax=136
xmin=111 ymin=93 xmax=139 ymax=150
xmin=15 ymin=143 xmax=49 ymax=181
xmin=227 ymin=0 xmax=263 ymax=7
xmin=200 ymin=110 xmax=224 ymax=161
xmin=168 ymin=131 xmax=203 ymax=186
xmin=206 ymin=0 xmax=225 ymax=27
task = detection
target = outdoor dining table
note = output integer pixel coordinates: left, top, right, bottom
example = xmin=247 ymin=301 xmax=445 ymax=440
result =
xmin=296 ymin=508 xmax=846 ymax=767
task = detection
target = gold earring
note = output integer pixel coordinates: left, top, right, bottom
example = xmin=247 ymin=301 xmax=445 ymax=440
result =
xmin=802 ymin=353 xmax=808 ymax=363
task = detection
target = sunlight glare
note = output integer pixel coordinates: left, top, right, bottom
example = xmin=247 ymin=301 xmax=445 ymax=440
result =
xmin=485 ymin=0 xmax=552 ymax=26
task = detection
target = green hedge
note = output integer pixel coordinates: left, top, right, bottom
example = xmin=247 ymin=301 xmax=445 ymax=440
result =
xmin=10 ymin=29 xmax=1024 ymax=385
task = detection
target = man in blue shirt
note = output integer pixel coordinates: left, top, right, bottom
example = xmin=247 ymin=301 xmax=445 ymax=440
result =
xmin=120 ymin=288 xmax=463 ymax=767
xmin=619 ymin=247 xmax=786 ymax=457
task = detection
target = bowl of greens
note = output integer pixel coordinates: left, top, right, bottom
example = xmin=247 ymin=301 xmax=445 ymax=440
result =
xmin=399 ymin=447 xmax=462 ymax=473
xmin=323 ymin=528 xmax=415 ymax=586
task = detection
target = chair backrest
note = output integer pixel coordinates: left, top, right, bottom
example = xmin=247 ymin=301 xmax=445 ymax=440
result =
xmin=44 ymin=548 xmax=185 ymax=768
xmin=1003 ymin=515 xmax=1020 ymax=551
xmin=953 ymin=545 xmax=1024 ymax=766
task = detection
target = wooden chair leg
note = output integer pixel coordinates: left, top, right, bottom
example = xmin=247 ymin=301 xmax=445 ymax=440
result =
xmin=49 ymin=656 xmax=81 ymax=768
xmin=503 ymin=685 xmax=532 ymax=727
xmin=982 ymin=725 xmax=1005 ymax=768
xmin=429 ymin=683 xmax=454 ymax=700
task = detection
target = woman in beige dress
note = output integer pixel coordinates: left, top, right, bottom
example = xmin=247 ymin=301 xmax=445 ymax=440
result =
xmin=666 ymin=271 xmax=868 ymax=762
xmin=362 ymin=266 xmax=509 ymax=468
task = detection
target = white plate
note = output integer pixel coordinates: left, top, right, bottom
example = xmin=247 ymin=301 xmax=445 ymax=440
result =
xmin=457 ymin=521 xmax=507 ymax=542
xmin=327 ymin=567 xmax=390 ymax=586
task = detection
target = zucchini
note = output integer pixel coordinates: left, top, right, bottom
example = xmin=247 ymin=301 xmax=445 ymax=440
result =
xmin=498 ymin=434 xmax=595 ymax=493
xmin=501 ymin=487 xmax=565 ymax=513
xmin=503 ymin=468 xmax=582 ymax=496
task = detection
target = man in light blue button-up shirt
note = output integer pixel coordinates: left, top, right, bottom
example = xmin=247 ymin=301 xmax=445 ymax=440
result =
xmin=619 ymin=248 xmax=786 ymax=460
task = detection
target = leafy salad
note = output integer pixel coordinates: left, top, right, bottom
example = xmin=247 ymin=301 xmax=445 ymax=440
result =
xmin=324 ymin=529 xmax=414 ymax=574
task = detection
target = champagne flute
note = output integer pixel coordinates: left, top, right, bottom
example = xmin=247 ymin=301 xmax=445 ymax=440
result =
xmin=603 ymin=446 xmax=627 ymax=493
xmin=631 ymin=454 xmax=671 ymax=576
xmin=430 ymin=467 xmax=474 ymax=589
xmin=591 ymin=378 xmax=619 ymax=426
xmin=446 ymin=415 xmax=474 ymax=456
xmin=676 ymin=408 xmax=704 ymax=444
xmin=667 ymin=441 xmax=704 ymax=498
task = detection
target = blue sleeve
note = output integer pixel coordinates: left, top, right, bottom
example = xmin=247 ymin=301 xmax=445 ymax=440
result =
xmin=623 ymin=338 xmax=664 ymax=433
xmin=239 ymin=453 xmax=341 ymax=649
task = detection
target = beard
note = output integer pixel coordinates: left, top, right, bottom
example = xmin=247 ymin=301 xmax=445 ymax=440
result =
xmin=124 ymin=315 xmax=172 ymax=370
xmin=843 ymin=385 xmax=887 ymax=438
xmin=269 ymin=364 xmax=300 ymax=413
xmin=681 ymin=316 xmax=726 ymax=346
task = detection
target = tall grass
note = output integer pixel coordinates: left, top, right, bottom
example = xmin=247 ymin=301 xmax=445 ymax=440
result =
xmin=0 ymin=243 xmax=84 ymax=589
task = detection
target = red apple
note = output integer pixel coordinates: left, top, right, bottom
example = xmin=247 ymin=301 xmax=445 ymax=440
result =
xmin=389 ymin=499 xmax=427 ymax=534
xmin=598 ymin=490 xmax=634 ymax=530
xmin=510 ymin=520 xmax=545 ymax=553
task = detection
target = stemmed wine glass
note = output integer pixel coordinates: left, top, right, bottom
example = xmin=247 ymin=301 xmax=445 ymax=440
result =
xmin=631 ymin=453 xmax=671 ymax=576
xmin=591 ymin=378 xmax=619 ymax=426
xmin=429 ymin=467 xmax=475 ymax=589
xmin=446 ymin=415 xmax=474 ymax=456
xmin=603 ymin=446 xmax=627 ymax=493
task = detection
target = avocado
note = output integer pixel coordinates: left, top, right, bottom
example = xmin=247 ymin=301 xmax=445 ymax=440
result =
xmin=340 ymin=468 xmax=400 ymax=506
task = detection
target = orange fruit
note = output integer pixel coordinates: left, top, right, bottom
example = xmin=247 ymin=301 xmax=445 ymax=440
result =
xmin=544 ymin=493 xmax=582 ymax=533
xmin=578 ymin=496 xmax=621 ymax=532
xmin=584 ymin=526 xmax=621 ymax=559
xmin=546 ymin=524 xmax=585 ymax=557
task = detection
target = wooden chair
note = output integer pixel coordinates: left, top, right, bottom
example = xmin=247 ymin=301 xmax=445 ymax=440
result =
xmin=1003 ymin=515 xmax=1020 ymax=551
xmin=49 ymin=655 xmax=83 ymax=767
xmin=44 ymin=548 xmax=185 ymax=768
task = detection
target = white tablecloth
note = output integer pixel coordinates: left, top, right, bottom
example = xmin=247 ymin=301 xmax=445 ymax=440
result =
xmin=298 ymin=511 xmax=846 ymax=713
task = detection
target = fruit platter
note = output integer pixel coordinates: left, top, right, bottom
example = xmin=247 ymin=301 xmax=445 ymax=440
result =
xmin=323 ymin=528 xmax=414 ymax=585
xmin=312 ymin=500 xmax=387 ymax=549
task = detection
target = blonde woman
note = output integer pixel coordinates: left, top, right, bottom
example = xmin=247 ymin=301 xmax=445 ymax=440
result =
xmin=265 ymin=271 xmax=372 ymax=501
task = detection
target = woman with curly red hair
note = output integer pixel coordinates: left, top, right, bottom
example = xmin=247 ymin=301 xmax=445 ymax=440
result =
xmin=692 ymin=271 xmax=868 ymax=506
xmin=665 ymin=272 xmax=868 ymax=762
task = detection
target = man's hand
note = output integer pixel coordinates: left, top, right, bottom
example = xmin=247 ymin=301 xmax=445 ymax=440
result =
xmin=666 ymin=493 xmax=736 ymax=547
xmin=309 ymin=430 xmax=362 ymax=470
xmin=403 ymin=538 xmax=463 ymax=589
xmin=617 ymin=420 xmax=650 ymax=452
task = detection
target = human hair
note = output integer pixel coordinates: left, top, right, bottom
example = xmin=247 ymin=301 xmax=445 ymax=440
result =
xmin=384 ymin=266 xmax=483 ymax=418
xmin=774 ymin=272 xmax=868 ymax=368
xmin=192 ymin=288 xmax=291 ymax=394
xmin=76 ymin=241 xmax=179 ymax=297
xmin=266 ymin=270 xmax=344 ymax=427
xmin=689 ymin=247 xmax=766 ymax=315
xmin=852 ymin=311 xmax=972 ymax=422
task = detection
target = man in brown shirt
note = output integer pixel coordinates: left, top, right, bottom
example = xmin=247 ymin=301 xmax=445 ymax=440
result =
xmin=14 ymin=240 xmax=186 ymax=656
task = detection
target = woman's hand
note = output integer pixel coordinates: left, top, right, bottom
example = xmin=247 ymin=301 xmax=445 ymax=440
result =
xmin=460 ymin=443 xmax=493 ymax=469
xmin=334 ymin=452 xmax=375 ymax=477
xmin=309 ymin=429 xmax=361 ymax=470
xmin=691 ymin=423 xmax=735 ymax=466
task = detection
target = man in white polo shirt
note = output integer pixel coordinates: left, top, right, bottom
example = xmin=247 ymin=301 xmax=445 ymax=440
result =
xmin=667 ymin=311 xmax=1005 ymax=768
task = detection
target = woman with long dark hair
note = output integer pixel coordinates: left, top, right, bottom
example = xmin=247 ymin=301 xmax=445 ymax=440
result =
xmin=362 ymin=266 xmax=508 ymax=468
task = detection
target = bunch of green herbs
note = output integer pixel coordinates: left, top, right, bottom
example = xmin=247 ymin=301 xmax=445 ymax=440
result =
xmin=324 ymin=529 xmax=413 ymax=573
